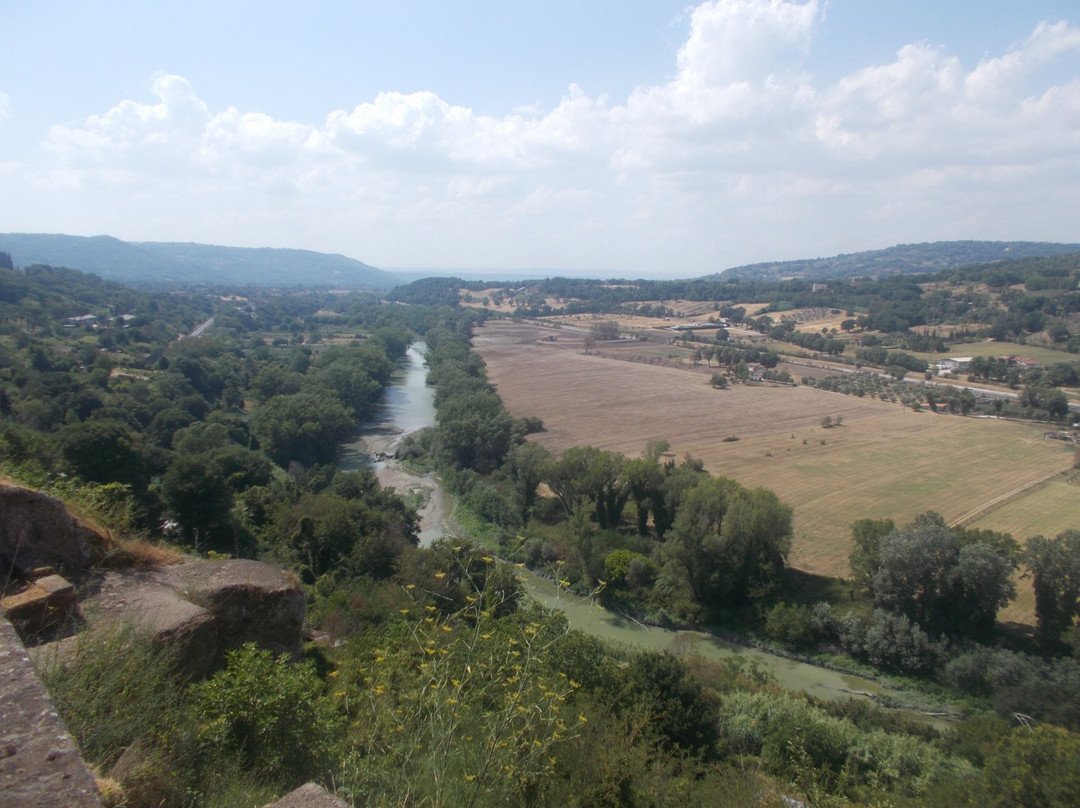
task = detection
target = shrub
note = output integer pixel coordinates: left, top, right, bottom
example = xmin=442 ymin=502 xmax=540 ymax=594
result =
xmin=190 ymin=643 xmax=340 ymax=789
xmin=839 ymin=610 xmax=939 ymax=674
xmin=763 ymin=602 xmax=835 ymax=649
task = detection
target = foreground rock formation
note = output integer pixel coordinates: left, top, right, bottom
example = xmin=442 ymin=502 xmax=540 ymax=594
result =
xmin=0 ymin=482 xmax=310 ymax=805
xmin=64 ymin=557 xmax=306 ymax=680
xmin=0 ymin=483 xmax=99 ymax=578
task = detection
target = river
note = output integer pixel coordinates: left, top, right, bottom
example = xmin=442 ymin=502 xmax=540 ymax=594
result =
xmin=344 ymin=342 xmax=948 ymax=719
xmin=338 ymin=342 xmax=455 ymax=545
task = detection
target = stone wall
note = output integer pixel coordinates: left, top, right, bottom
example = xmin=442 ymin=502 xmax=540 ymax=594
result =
xmin=0 ymin=618 xmax=103 ymax=808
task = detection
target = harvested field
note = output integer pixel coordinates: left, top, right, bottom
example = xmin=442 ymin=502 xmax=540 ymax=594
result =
xmin=473 ymin=320 xmax=1076 ymax=621
xmin=910 ymin=339 xmax=1076 ymax=366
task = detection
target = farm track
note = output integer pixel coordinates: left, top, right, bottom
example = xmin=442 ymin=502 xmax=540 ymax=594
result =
xmin=950 ymin=465 xmax=1070 ymax=527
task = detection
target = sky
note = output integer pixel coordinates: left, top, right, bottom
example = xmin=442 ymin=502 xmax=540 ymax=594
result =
xmin=2 ymin=0 xmax=1079 ymax=278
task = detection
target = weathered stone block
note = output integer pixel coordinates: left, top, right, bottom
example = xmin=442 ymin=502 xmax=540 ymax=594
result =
xmin=1 ymin=575 xmax=78 ymax=639
xmin=0 ymin=618 xmax=102 ymax=807
xmin=266 ymin=782 xmax=349 ymax=808
xmin=164 ymin=559 xmax=305 ymax=661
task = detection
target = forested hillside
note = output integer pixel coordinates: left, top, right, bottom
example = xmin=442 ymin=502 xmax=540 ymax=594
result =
xmin=0 ymin=233 xmax=399 ymax=288
xmin=716 ymin=240 xmax=1080 ymax=281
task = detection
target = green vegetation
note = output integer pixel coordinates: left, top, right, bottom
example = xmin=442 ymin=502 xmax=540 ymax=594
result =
xmin=6 ymin=260 xmax=1080 ymax=806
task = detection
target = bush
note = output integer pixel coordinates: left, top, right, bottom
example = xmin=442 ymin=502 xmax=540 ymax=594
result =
xmin=190 ymin=643 xmax=341 ymax=789
xmin=839 ymin=609 xmax=939 ymax=674
xmin=763 ymin=602 xmax=835 ymax=649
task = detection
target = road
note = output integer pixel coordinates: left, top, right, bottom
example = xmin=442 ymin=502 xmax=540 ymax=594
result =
xmin=186 ymin=316 xmax=215 ymax=338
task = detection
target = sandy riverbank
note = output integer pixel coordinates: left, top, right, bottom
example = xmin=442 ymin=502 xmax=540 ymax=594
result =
xmin=354 ymin=429 xmax=456 ymax=546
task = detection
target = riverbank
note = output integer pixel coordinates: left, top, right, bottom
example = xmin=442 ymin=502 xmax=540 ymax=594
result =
xmin=348 ymin=427 xmax=457 ymax=547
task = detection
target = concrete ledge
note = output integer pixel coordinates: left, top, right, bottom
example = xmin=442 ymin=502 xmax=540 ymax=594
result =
xmin=0 ymin=618 xmax=102 ymax=808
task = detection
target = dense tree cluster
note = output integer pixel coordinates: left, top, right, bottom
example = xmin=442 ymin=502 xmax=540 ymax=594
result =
xmin=0 ymin=264 xmax=416 ymax=559
xmin=851 ymin=513 xmax=1018 ymax=642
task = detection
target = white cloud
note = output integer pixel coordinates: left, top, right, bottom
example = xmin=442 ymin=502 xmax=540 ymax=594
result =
xmin=675 ymin=0 xmax=820 ymax=88
xmin=12 ymin=1 xmax=1080 ymax=273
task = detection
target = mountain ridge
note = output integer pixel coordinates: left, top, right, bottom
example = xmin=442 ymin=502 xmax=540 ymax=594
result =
xmin=3 ymin=233 xmax=1079 ymax=287
xmin=0 ymin=233 xmax=401 ymax=289
xmin=715 ymin=240 xmax=1080 ymax=282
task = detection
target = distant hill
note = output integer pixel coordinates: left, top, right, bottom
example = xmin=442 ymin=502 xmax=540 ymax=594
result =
xmin=717 ymin=241 xmax=1080 ymax=282
xmin=0 ymin=233 xmax=401 ymax=289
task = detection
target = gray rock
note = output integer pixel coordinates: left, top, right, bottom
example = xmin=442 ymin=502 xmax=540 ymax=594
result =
xmin=1 ymin=575 xmax=78 ymax=640
xmin=267 ymin=782 xmax=349 ymax=808
xmin=0 ymin=485 xmax=100 ymax=578
xmin=162 ymin=559 xmax=305 ymax=661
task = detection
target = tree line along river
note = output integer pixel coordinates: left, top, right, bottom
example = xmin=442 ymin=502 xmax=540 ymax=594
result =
xmin=343 ymin=342 xmax=952 ymax=724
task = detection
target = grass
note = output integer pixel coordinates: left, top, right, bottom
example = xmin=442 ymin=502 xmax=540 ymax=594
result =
xmin=910 ymin=339 xmax=1077 ymax=366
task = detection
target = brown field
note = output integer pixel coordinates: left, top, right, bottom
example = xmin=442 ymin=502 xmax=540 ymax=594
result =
xmin=473 ymin=320 xmax=1078 ymax=622
xmin=772 ymin=306 xmax=852 ymax=334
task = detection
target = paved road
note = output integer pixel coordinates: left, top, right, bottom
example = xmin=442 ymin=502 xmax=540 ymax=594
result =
xmin=187 ymin=316 xmax=215 ymax=338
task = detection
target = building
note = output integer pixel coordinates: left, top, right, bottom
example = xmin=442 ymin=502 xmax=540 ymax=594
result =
xmin=936 ymin=357 xmax=973 ymax=375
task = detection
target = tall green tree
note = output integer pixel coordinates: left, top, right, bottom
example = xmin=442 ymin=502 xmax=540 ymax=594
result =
xmin=1025 ymin=530 xmax=1080 ymax=649
xmin=662 ymin=476 xmax=792 ymax=609
xmin=251 ymin=391 xmax=355 ymax=468
xmin=504 ymin=441 xmax=551 ymax=521
xmin=869 ymin=513 xmax=1016 ymax=639
xmin=544 ymin=446 xmax=630 ymax=530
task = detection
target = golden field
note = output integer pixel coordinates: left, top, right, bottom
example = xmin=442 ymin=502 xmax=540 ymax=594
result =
xmin=472 ymin=320 xmax=1079 ymax=623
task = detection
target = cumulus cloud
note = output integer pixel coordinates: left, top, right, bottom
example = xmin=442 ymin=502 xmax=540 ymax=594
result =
xmin=17 ymin=0 xmax=1080 ymax=271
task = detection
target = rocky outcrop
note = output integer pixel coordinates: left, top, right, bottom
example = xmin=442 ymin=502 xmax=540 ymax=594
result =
xmin=0 ymin=485 xmax=102 ymax=578
xmin=0 ymin=482 xmax=309 ymax=805
xmin=266 ymin=783 xmax=350 ymax=808
xmin=0 ymin=619 xmax=102 ymax=808
xmin=1 ymin=574 xmax=78 ymax=639
xmin=67 ymin=559 xmax=305 ymax=680
xmin=161 ymin=559 xmax=305 ymax=661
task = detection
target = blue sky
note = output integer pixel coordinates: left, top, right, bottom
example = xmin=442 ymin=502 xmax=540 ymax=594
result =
xmin=2 ymin=1 xmax=1079 ymax=277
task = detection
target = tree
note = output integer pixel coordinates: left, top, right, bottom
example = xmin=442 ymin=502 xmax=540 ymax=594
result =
xmin=590 ymin=320 xmax=619 ymax=341
xmin=436 ymin=391 xmax=519 ymax=474
xmin=869 ymin=513 xmax=1016 ymax=639
xmin=160 ymin=454 xmax=233 ymax=545
xmin=544 ymin=446 xmax=629 ymax=530
xmin=662 ymin=475 xmax=791 ymax=609
xmin=504 ymin=441 xmax=551 ymax=521
xmin=273 ymin=492 xmax=417 ymax=580
xmin=58 ymin=419 xmax=146 ymax=488
xmin=848 ymin=517 xmax=895 ymax=589
xmin=1024 ymin=530 xmax=1080 ymax=649
xmin=251 ymin=391 xmax=355 ymax=468
xmin=624 ymin=455 xmax=665 ymax=536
